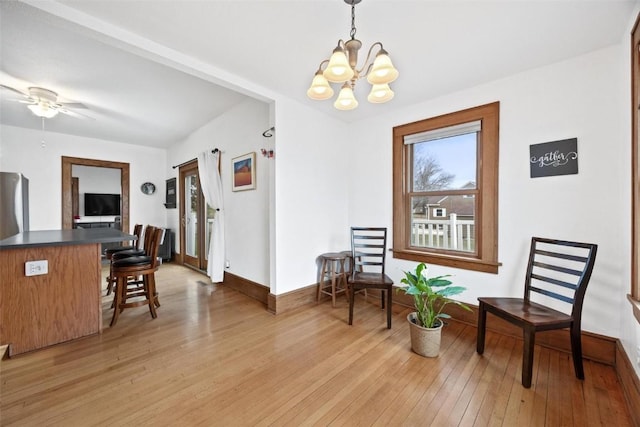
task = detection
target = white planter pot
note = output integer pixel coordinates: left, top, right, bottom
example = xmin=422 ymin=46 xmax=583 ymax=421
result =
xmin=407 ymin=312 xmax=443 ymax=357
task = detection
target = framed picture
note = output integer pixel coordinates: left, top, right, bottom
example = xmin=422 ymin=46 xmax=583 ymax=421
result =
xmin=232 ymin=152 xmax=256 ymax=191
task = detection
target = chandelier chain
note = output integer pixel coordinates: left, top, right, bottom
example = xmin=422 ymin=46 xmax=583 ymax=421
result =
xmin=350 ymin=3 xmax=357 ymax=40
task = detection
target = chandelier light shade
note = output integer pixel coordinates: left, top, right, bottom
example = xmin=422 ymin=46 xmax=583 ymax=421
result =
xmin=335 ymin=83 xmax=359 ymax=110
xmin=307 ymin=0 xmax=398 ymax=110
xmin=367 ymin=83 xmax=394 ymax=104
xmin=306 ymin=69 xmax=335 ymax=100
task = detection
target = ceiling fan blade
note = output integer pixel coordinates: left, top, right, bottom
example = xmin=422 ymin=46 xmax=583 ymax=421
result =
xmin=59 ymin=102 xmax=88 ymax=109
xmin=58 ymin=107 xmax=94 ymax=120
xmin=0 ymin=84 xmax=29 ymax=98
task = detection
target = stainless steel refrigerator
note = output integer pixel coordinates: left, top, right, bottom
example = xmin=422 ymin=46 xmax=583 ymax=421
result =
xmin=0 ymin=172 xmax=29 ymax=240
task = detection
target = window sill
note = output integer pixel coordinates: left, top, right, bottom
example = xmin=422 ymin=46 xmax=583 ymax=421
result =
xmin=628 ymin=294 xmax=640 ymax=325
xmin=392 ymin=248 xmax=500 ymax=274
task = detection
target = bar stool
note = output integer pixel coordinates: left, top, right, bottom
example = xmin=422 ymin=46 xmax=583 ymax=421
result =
xmin=109 ymin=225 xmax=161 ymax=308
xmin=104 ymin=223 xmax=143 ymax=295
xmin=110 ymin=227 xmax=164 ymax=327
xmin=317 ymin=251 xmax=351 ymax=308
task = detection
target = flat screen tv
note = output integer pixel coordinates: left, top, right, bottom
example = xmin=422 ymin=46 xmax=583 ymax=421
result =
xmin=84 ymin=193 xmax=121 ymax=216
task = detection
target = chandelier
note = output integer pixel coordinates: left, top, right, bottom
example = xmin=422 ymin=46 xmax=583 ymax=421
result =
xmin=307 ymin=0 xmax=399 ymax=111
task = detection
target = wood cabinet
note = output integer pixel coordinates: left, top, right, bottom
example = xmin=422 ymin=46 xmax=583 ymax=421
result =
xmin=0 ymin=243 xmax=101 ymax=355
xmin=0 ymin=228 xmax=136 ymax=356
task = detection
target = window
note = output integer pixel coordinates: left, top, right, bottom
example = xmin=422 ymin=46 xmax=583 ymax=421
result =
xmin=433 ymin=208 xmax=446 ymax=218
xmin=393 ymin=102 xmax=500 ymax=273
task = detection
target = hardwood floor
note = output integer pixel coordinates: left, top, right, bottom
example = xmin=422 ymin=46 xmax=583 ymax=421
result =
xmin=0 ymin=264 xmax=633 ymax=426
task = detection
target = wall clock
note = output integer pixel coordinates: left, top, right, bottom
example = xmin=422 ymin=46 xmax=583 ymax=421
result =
xmin=141 ymin=182 xmax=156 ymax=195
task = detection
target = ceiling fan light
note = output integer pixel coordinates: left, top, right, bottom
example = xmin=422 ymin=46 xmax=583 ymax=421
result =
xmin=27 ymin=102 xmax=58 ymax=119
xmin=323 ymin=46 xmax=354 ymax=83
xmin=307 ymin=73 xmax=334 ymax=100
xmin=334 ymin=83 xmax=358 ymax=110
xmin=367 ymin=83 xmax=394 ymax=104
xmin=367 ymin=50 xmax=399 ymax=85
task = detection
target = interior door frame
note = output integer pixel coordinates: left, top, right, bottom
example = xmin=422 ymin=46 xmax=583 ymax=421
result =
xmin=61 ymin=156 xmax=130 ymax=232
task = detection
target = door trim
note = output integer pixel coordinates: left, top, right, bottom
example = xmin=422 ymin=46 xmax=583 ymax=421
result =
xmin=61 ymin=157 xmax=130 ymax=232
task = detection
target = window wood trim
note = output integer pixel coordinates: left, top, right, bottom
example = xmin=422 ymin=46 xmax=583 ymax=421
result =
xmin=392 ymin=102 xmax=500 ymax=274
xmin=630 ymin=12 xmax=640 ymax=323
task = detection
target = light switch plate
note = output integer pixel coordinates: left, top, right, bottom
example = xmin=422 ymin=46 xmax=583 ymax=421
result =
xmin=25 ymin=260 xmax=48 ymax=276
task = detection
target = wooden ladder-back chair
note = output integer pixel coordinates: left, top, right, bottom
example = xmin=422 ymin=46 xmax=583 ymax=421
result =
xmin=476 ymin=237 xmax=598 ymax=388
xmin=348 ymin=227 xmax=394 ymax=329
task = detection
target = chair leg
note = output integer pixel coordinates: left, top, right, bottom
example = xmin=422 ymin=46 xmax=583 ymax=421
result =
xmin=110 ymin=276 xmax=124 ymax=327
xmin=106 ymin=275 xmax=114 ymax=295
xmin=522 ymin=326 xmax=536 ymax=388
xmin=476 ymin=303 xmax=487 ymax=354
xmin=330 ymin=263 xmax=337 ymax=308
xmin=570 ymin=323 xmax=585 ymax=380
xmin=145 ymin=274 xmax=158 ymax=319
xmin=317 ymin=259 xmax=327 ymax=304
xmin=386 ymin=287 xmax=392 ymax=329
xmin=348 ymin=285 xmax=355 ymax=325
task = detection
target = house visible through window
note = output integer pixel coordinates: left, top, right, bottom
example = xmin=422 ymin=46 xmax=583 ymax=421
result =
xmin=393 ymin=102 xmax=500 ymax=273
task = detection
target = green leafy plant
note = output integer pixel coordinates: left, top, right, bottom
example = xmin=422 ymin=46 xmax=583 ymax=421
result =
xmin=398 ymin=262 xmax=471 ymax=328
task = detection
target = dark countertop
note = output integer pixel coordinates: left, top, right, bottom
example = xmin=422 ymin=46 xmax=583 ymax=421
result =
xmin=0 ymin=228 xmax=136 ymax=250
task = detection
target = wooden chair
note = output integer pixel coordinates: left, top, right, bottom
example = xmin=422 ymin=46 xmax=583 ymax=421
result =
xmin=476 ymin=237 xmax=598 ymax=388
xmin=110 ymin=227 xmax=164 ymax=327
xmin=348 ymin=227 xmax=394 ymax=329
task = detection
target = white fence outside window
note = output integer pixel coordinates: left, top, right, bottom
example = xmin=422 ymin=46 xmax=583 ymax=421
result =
xmin=411 ymin=214 xmax=475 ymax=252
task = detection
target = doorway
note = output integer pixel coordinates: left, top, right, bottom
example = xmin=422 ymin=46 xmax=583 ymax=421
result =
xmin=179 ymin=161 xmax=214 ymax=271
xmin=61 ymin=157 xmax=130 ymax=232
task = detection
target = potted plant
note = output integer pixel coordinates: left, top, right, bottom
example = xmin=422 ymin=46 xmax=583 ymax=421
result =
xmin=398 ymin=262 xmax=470 ymax=357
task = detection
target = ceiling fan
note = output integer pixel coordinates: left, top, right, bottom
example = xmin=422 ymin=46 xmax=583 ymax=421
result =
xmin=0 ymin=84 xmax=89 ymax=119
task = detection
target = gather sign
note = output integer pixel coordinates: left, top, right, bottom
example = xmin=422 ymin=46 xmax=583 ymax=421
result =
xmin=529 ymin=138 xmax=578 ymax=178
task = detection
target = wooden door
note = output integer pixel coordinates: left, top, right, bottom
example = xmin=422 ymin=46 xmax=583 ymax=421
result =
xmin=179 ymin=162 xmax=209 ymax=271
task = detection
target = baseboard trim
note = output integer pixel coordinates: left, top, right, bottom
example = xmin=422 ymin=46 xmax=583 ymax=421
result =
xmin=268 ymin=283 xmax=317 ymax=314
xmin=223 ymin=272 xmax=270 ymax=306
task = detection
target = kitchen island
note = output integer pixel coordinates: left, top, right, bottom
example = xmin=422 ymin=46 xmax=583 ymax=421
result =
xmin=0 ymin=228 xmax=136 ymax=356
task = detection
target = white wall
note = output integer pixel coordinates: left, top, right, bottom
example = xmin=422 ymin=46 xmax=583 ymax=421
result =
xmin=0 ymin=124 xmax=167 ymax=231
xmin=165 ymin=98 xmax=271 ymax=287
xmin=273 ymin=98 xmax=350 ymax=294
xmin=347 ymin=45 xmax=628 ymax=342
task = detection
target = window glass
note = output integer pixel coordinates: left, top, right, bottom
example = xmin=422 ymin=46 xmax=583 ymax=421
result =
xmin=412 ymin=133 xmax=477 ymax=192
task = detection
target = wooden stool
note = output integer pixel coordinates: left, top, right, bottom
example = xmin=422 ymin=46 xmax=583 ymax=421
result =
xmin=317 ymin=252 xmax=350 ymax=308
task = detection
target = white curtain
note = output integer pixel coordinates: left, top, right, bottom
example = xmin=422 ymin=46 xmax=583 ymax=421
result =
xmin=197 ymin=150 xmax=225 ymax=282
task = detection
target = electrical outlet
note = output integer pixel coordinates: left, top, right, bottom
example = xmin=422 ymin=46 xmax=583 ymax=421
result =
xmin=25 ymin=260 xmax=48 ymax=276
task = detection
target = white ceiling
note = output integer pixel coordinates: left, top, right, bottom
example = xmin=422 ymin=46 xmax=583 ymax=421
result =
xmin=0 ymin=0 xmax=636 ymax=148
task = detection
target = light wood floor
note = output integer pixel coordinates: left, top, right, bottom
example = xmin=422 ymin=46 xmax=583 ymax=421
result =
xmin=1 ymin=264 xmax=633 ymax=426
